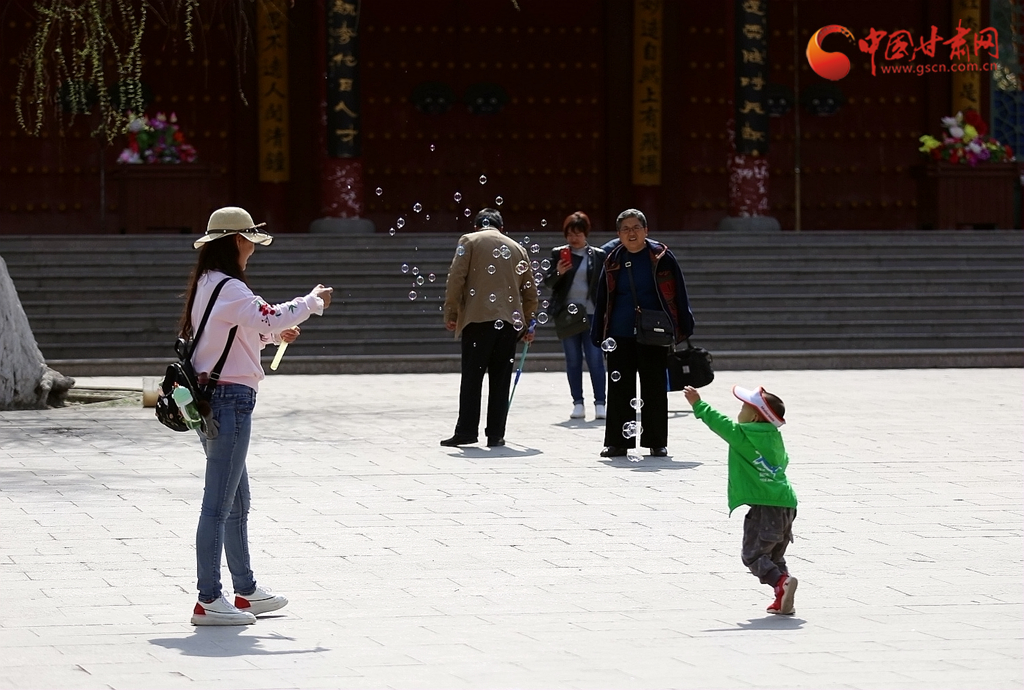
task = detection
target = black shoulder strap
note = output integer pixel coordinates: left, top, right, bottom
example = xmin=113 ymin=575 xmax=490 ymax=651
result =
xmin=189 ymin=277 xmax=233 ymax=358
xmin=189 ymin=277 xmax=238 ymax=391
xmin=624 ymin=260 xmax=640 ymax=312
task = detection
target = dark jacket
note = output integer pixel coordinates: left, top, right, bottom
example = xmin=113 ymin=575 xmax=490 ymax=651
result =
xmin=591 ymin=238 xmax=695 ymax=346
xmin=542 ymin=244 xmax=606 ymax=318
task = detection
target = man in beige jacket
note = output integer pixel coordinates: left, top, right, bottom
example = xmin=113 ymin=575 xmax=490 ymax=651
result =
xmin=441 ymin=209 xmax=539 ymax=447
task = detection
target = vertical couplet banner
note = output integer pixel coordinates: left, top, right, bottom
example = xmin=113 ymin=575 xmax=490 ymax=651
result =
xmin=951 ymin=0 xmax=982 ymax=114
xmin=632 ymin=0 xmax=662 ymax=186
xmin=326 ymin=0 xmax=361 ymax=158
xmin=734 ymin=0 xmax=769 ymax=156
xmin=257 ymin=0 xmax=289 ymax=182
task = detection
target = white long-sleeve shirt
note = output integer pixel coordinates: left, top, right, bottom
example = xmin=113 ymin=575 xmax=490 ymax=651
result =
xmin=189 ymin=270 xmax=324 ymax=392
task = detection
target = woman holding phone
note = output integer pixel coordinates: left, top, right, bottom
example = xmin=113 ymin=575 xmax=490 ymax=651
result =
xmin=543 ymin=211 xmax=607 ymax=420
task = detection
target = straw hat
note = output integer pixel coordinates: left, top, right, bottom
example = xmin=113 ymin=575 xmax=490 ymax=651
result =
xmin=193 ymin=207 xmax=274 ymax=249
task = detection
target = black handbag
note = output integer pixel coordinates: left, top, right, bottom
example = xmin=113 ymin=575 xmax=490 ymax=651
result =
xmin=667 ymin=339 xmax=714 ymax=390
xmin=625 ymin=260 xmax=674 ymax=347
xmin=554 ymin=303 xmax=589 ymax=339
xmin=155 ymin=277 xmax=237 ymax=435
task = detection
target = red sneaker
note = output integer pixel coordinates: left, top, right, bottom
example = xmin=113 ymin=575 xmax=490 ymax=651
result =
xmin=767 ymin=573 xmax=797 ymax=615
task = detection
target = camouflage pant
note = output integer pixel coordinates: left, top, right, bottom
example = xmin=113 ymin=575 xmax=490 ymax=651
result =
xmin=741 ymin=505 xmax=797 ymax=586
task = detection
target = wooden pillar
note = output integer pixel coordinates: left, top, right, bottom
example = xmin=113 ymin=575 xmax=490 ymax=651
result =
xmin=632 ymin=0 xmax=662 ymax=229
xmin=951 ymin=0 xmax=983 ymax=115
xmin=319 ymin=0 xmax=363 ymax=220
xmin=720 ymin=0 xmax=779 ymax=231
xmin=257 ymin=0 xmax=289 ymax=231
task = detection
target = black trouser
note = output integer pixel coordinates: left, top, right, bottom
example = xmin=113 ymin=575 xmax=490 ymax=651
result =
xmin=455 ymin=321 xmax=519 ymax=440
xmin=741 ymin=505 xmax=797 ymax=585
xmin=603 ymin=336 xmax=669 ymax=449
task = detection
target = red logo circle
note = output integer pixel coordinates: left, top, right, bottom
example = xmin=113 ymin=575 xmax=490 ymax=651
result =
xmin=806 ymin=25 xmax=855 ymax=81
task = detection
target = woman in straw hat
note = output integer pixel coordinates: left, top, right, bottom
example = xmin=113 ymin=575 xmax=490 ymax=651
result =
xmin=183 ymin=206 xmax=334 ymax=626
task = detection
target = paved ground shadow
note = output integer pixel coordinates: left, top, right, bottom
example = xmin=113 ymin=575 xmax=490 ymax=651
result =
xmin=599 ymin=457 xmax=702 ymax=472
xmin=150 ymin=629 xmax=329 ymax=657
xmin=702 ymin=616 xmax=806 ymax=632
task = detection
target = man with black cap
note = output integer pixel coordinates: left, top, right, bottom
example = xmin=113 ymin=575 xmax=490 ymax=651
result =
xmin=441 ymin=208 xmax=538 ymax=447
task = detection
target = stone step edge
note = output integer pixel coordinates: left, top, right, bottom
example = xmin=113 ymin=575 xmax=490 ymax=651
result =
xmin=46 ymin=348 xmax=1023 ymax=377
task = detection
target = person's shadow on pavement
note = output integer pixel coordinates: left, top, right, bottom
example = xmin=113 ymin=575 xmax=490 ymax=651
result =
xmin=599 ymin=457 xmax=702 ymax=472
xmin=703 ymin=616 xmax=806 ymax=632
xmin=150 ymin=629 xmax=329 ymax=657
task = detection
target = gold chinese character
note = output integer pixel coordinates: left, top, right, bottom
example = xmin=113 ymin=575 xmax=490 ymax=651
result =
xmin=333 ymin=101 xmax=358 ymax=117
xmin=338 ymin=78 xmax=354 ymax=92
xmin=740 ymin=75 xmax=766 ymax=90
xmin=741 ymin=49 xmax=765 ymax=64
xmin=739 ymin=101 xmax=765 ymax=114
xmin=742 ymin=23 xmax=764 ymax=41
xmin=740 ymin=124 xmax=765 ymax=141
xmin=331 ymin=0 xmax=357 ymax=15
xmin=334 ymin=128 xmax=359 ymax=143
xmin=330 ymin=53 xmax=358 ymax=67
xmin=741 ymin=0 xmax=764 ymax=15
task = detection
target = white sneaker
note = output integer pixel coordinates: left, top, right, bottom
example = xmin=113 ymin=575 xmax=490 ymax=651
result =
xmin=570 ymin=403 xmax=586 ymax=419
xmin=234 ymin=585 xmax=289 ymax=616
xmin=191 ymin=595 xmax=256 ymax=626
xmin=595 ymin=404 xmax=606 ymax=419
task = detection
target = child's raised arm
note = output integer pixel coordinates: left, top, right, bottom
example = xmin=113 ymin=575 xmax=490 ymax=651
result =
xmin=683 ymin=386 xmax=701 ymax=406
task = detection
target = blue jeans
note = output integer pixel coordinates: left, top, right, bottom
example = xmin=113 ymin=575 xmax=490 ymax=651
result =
xmin=561 ymin=323 xmax=606 ymax=405
xmin=195 ymin=384 xmax=257 ymax=601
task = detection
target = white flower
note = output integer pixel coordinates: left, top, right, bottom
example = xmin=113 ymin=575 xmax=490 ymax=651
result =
xmin=941 ymin=116 xmax=959 ymax=129
xmin=948 ymin=125 xmax=964 ymax=139
xmin=127 ymin=117 xmax=146 ymax=133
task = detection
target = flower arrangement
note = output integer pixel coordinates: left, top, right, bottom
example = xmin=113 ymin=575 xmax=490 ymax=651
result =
xmin=918 ymin=109 xmax=1015 ymax=166
xmin=116 ymin=112 xmax=197 ymax=164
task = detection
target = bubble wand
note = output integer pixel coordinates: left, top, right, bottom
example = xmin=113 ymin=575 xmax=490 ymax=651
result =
xmin=270 ymin=341 xmax=289 ymax=371
xmin=507 ymin=319 xmax=536 ymax=411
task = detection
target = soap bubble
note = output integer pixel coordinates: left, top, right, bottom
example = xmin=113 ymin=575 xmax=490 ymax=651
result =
xmin=488 ymin=293 xmax=497 ymax=303
xmin=479 ymin=175 xmax=487 ymax=184
xmin=413 ymin=203 xmax=422 ymax=213
xmin=627 ymin=449 xmax=642 ymax=463
xmin=464 ymin=208 xmax=472 ymax=217
xmin=412 ymin=266 xmax=420 ymax=275
xmin=622 ymin=422 xmax=637 ymax=439
xmin=469 ymin=288 xmax=476 ymax=296
xmin=425 ymin=214 xmax=430 ymax=220
xmin=540 ymin=259 xmax=551 ymax=270
xmin=610 ymin=370 xmax=621 ymax=382
xmin=567 ymin=303 xmax=579 ymax=314
xmin=513 ymin=319 xmax=524 ymax=331
xmin=507 ymin=295 xmax=514 ymax=302
xmin=408 ymin=291 xmax=417 ymax=300
xmin=515 ymin=260 xmax=530 ymax=275
xmin=454 ymin=192 xmax=462 ymax=203
xmin=541 ymin=219 xmax=548 ymax=227
xmin=541 ymin=299 xmax=550 ymax=309
xmin=512 ymin=310 xmax=523 ymax=322
xmin=396 ymin=218 xmax=406 ymax=229
xmin=428 ymin=273 xmax=436 ymax=282
xmin=401 ymin=263 xmax=409 ymax=274
xmin=630 ymin=397 xmax=644 ymax=410
xmin=531 ymin=260 xmax=540 ymax=270
xmin=493 ymin=248 xmax=501 ymax=258
xmin=481 ymin=218 xmax=491 ymax=227
xmin=500 ymin=245 xmax=511 ymax=260
xmin=494 ymin=319 xmax=504 ymax=329
xmin=389 ymin=227 xmax=396 ymax=236
xmin=375 ymin=187 xmax=383 ymax=196
xmin=495 ymin=196 xmax=504 ymax=206
xmin=536 ymin=311 xmax=549 ymax=324
xmin=524 ymin=281 xmax=532 ymax=289
xmin=523 ymin=236 xmax=531 ymax=244
xmin=415 ymin=276 xmax=425 ymax=286
xmin=456 ymin=245 xmax=466 ymax=256
xmin=429 ymin=143 xmax=436 ymax=152
xmin=530 ymin=243 xmax=540 ymax=254
xmin=487 ymin=264 xmax=496 ymax=275
xmin=601 ymin=338 xmax=617 ymax=352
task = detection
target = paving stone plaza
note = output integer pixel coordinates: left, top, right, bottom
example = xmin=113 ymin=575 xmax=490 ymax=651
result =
xmin=1 ymin=369 xmax=1021 ymax=689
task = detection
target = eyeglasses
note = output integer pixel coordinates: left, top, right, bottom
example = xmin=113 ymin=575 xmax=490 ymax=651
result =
xmin=618 ymin=225 xmax=644 ymax=233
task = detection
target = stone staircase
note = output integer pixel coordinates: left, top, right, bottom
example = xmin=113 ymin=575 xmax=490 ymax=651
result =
xmin=1 ymin=230 xmax=1021 ymax=375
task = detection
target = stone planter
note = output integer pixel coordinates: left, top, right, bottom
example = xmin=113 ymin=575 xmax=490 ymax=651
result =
xmin=917 ymin=162 xmax=1019 ymax=229
xmin=114 ymin=163 xmax=213 ymax=234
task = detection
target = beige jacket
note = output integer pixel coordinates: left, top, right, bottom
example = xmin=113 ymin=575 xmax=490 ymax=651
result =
xmin=443 ymin=229 xmax=540 ymax=337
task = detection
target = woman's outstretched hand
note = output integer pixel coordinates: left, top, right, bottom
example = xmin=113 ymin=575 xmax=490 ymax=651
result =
xmin=313 ymin=284 xmax=334 ymax=309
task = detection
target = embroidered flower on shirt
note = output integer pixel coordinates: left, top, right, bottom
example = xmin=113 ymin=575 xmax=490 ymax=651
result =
xmin=256 ymin=298 xmax=281 ymax=317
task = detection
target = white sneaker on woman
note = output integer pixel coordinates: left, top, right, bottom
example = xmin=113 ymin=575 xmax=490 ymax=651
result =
xmin=595 ymin=404 xmax=606 ymax=419
xmin=191 ymin=595 xmax=256 ymax=626
xmin=570 ymin=403 xmax=586 ymax=419
xmin=234 ymin=585 xmax=289 ymax=616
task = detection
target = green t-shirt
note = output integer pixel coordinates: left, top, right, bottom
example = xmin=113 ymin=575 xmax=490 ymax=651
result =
xmin=692 ymin=400 xmax=798 ymax=515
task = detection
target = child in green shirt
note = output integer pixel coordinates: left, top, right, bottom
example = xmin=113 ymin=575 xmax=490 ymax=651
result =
xmin=683 ymin=384 xmax=799 ymax=615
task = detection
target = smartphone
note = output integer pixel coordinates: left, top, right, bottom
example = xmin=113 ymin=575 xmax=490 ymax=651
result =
xmin=560 ymin=247 xmax=571 ymax=264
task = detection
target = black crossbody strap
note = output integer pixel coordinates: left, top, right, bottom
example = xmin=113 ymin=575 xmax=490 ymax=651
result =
xmin=189 ymin=277 xmax=238 ymax=393
xmin=188 ymin=277 xmax=233 ymax=358
xmin=624 ymin=260 xmax=641 ymax=312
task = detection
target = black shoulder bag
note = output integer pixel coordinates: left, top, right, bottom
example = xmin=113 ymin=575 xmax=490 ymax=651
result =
xmin=624 ymin=259 xmax=675 ymax=347
xmin=155 ymin=277 xmax=237 ymax=436
xmin=667 ymin=338 xmax=715 ymax=390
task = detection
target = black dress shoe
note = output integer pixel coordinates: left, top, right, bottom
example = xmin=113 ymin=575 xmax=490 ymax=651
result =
xmin=486 ymin=437 xmax=505 ymax=447
xmin=650 ymin=447 xmax=668 ymax=457
xmin=600 ymin=446 xmax=627 ymax=457
xmin=440 ymin=435 xmax=477 ymax=447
